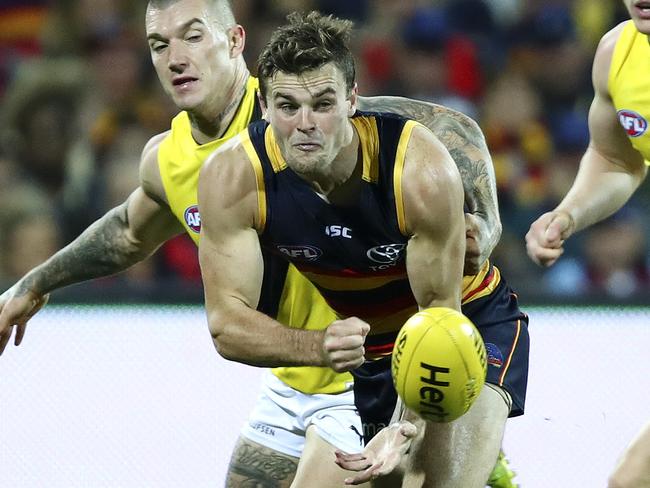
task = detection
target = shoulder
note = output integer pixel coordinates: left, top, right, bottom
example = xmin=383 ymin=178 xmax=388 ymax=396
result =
xmin=592 ymin=21 xmax=630 ymax=94
xmin=200 ymin=133 xmax=257 ymax=203
xmin=139 ymin=130 xmax=171 ymax=205
xmin=201 ymin=132 xmax=251 ymax=179
xmin=359 ymin=95 xmax=484 ymax=147
xmin=403 ymin=125 xmax=462 ymax=190
xmin=198 ymin=132 xmax=261 ymax=230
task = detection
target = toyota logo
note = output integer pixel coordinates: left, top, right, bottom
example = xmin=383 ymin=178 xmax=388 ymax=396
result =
xmin=367 ymin=244 xmax=406 ymax=264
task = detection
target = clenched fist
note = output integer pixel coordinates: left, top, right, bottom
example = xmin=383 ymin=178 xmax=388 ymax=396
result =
xmin=321 ymin=317 xmax=370 ymax=372
xmin=526 ymin=210 xmax=575 ymax=267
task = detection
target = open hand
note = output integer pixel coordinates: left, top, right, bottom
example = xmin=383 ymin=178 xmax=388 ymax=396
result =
xmin=334 ymin=420 xmax=417 ymax=485
xmin=0 ymin=285 xmax=49 ymax=354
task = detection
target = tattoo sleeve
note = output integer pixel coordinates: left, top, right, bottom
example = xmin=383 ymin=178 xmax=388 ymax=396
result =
xmin=357 ymin=96 xmax=502 ymax=263
xmin=15 ymin=202 xmax=151 ymax=297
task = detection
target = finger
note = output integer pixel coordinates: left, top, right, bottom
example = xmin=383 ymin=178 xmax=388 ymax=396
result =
xmin=345 ymin=462 xmax=385 ymax=485
xmin=15 ymin=322 xmax=27 ymax=346
xmin=335 ymin=457 xmax=372 ymax=471
xmin=360 ymin=323 xmax=370 ymax=337
xmin=335 ymin=451 xmax=367 ymax=462
xmin=325 ymin=336 xmax=366 ymax=353
xmin=529 ymin=244 xmax=564 ymax=264
xmin=399 ymin=422 xmax=417 ymax=438
xmin=544 ymin=220 xmax=567 ymax=244
xmin=0 ymin=328 xmax=12 ymax=355
xmin=333 ymin=355 xmax=366 ymax=373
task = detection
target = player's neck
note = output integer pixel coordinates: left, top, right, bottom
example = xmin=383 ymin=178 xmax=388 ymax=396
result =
xmin=310 ymin=122 xmax=362 ymax=205
xmin=189 ymin=61 xmax=249 ymax=144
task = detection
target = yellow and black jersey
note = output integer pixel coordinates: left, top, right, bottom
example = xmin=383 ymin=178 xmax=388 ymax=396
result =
xmin=609 ymin=20 xmax=650 ymax=164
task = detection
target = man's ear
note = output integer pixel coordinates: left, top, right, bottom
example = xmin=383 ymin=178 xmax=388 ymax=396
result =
xmin=348 ymin=83 xmax=358 ymax=117
xmin=228 ymin=25 xmax=246 ymax=58
xmin=257 ymin=91 xmax=268 ymax=120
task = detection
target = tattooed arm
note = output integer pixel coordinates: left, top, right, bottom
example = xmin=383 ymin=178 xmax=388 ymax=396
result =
xmin=357 ymin=96 xmax=501 ymax=275
xmin=0 ymin=133 xmax=184 ymax=353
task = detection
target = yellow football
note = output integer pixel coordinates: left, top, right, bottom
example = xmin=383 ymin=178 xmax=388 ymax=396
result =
xmin=391 ymin=307 xmax=487 ymax=423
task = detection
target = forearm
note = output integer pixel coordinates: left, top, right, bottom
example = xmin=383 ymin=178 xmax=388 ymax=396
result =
xmin=208 ymin=306 xmax=326 ymax=367
xmin=557 ymin=146 xmax=647 ymax=233
xmin=15 ymin=203 xmax=153 ymax=296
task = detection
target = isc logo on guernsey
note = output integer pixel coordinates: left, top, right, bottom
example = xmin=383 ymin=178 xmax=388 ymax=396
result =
xmin=618 ymin=109 xmax=648 ymax=138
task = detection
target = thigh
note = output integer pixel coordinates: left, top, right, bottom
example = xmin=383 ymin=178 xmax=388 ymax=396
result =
xmin=402 ymin=384 xmax=510 ymax=488
xmin=226 ymin=435 xmax=299 ymax=488
xmin=291 ymin=427 xmax=372 ymax=488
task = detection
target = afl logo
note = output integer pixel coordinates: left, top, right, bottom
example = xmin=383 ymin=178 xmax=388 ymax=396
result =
xmin=618 ymin=110 xmax=648 ymax=138
xmin=277 ymin=245 xmax=322 ymax=261
xmin=184 ymin=205 xmax=201 ymax=233
xmin=367 ymin=243 xmax=406 ymax=264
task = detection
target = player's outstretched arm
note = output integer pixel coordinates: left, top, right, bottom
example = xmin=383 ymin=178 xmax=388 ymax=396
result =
xmin=526 ymin=25 xmax=647 ymax=267
xmin=0 ymin=134 xmax=184 ymax=354
xmin=198 ymin=140 xmax=368 ymax=371
xmin=358 ymin=96 xmax=499 ymax=275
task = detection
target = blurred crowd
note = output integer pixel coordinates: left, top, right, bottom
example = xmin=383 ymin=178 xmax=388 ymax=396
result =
xmin=1 ymin=0 xmax=649 ymax=302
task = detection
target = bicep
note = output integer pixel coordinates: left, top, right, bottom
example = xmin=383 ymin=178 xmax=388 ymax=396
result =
xmin=588 ymin=92 xmax=645 ymax=174
xmin=401 ymin=128 xmax=465 ymax=310
xmin=199 ymin=218 xmax=264 ymax=311
xmin=197 ymin=148 xmax=264 ymax=315
xmin=125 ymin=187 xmax=184 ymax=247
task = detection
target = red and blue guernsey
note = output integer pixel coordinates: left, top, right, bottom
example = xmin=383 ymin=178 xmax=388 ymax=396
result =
xmin=241 ymin=111 xmax=500 ymax=358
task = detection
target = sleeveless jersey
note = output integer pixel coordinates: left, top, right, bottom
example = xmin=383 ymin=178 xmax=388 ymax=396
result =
xmin=157 ymin=76 xmax=346 ymax=394
xmin=242 ymin=111 xmax=501 ymax=360
xmin=609 ymin=20 xmax=650 ymax=164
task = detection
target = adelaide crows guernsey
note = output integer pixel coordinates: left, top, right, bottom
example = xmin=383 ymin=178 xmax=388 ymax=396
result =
xmin=157 ymin=76 xmax=346 ymax=394
xmin=242 ymin=111 xmax=501 ymax=360
xmin=609 ymin=20 xmax=650 ymax=163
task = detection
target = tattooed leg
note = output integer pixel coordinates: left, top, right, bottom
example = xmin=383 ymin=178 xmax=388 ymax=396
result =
xmin=226 ymin=436 xmax=298 ymax=488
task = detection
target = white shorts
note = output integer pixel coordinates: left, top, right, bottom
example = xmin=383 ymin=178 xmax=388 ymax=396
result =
xmin=240 ymin=371 xmax=364 ymax=458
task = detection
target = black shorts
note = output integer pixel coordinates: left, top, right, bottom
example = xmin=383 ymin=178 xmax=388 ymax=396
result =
xmin=352 ymin=274 xmax=530 ymax=443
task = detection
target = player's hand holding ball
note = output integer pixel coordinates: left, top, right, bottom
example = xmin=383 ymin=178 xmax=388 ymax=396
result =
xmin=391 ymin=307 xmax=487 ymax=422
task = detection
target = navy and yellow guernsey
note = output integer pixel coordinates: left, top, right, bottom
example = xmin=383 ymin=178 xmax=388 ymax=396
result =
xmin=609 ymin=20 xmax=650 ymax=163
xmin=241 ymin=111 xmax=501 ymax=364
xmin=157 ymin=76 xmax=348 ymax=395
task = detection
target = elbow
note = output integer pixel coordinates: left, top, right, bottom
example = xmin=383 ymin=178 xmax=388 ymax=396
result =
xmin=206 ymin=311 xmax=242 ymax=362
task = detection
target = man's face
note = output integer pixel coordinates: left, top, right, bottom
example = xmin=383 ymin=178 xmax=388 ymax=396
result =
xmin=145 ymin=0 xmax=236 ymax=112
xmin=623 ymin=0 xmax=650 ymax=34
xmin=264 ymin=63 xmax=356 ymax=176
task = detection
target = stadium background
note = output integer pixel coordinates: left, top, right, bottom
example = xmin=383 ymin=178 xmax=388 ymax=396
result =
xmin=0 ymin=1 xmax=649 ymax=487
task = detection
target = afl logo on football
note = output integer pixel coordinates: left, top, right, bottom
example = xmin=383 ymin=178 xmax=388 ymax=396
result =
xmin=367 ymin=243 xmax=406 ymax=264
xmin=617 ymin=110 xmax=648 ymax=138
xmin=184 ymin=205 xmax=201 ymax=233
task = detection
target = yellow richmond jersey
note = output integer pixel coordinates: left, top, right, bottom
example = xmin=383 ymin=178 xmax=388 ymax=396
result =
xmin=609 ymin=21 xmax=650 ymax=164
xmin=157 ymin=76 xmax=348 ymax=394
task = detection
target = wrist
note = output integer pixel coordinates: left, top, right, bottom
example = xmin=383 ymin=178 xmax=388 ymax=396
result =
xmin=555 ymin=208 xmax=577 ymax=237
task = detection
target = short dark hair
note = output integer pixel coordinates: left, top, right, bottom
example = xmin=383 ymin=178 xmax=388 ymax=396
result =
xmin=257 ymin=11 xmax=355 ymax=101
xmin=147 ymin=0 xmax=235 ymax=30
